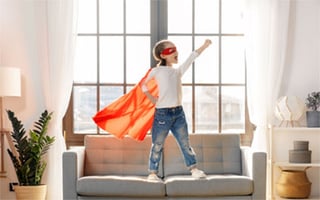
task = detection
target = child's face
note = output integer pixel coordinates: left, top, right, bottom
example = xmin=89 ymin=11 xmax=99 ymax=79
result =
xmin=161 ymin=42 xmax=178 ymax=66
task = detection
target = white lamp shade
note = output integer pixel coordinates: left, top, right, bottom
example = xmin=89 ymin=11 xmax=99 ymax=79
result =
xmin=0 ymin=67 xmax=21 ymax=97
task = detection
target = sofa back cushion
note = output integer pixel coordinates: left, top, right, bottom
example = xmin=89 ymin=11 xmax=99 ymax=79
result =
xmin=84 ymin=135 xmax=163 ymax=176
xmin=163 ymin=134 xmax=242 ymax=176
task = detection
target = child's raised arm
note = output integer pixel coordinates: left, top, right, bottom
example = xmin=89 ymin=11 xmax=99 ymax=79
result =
xmin=195 ymin=39 xmax=212 ymax=54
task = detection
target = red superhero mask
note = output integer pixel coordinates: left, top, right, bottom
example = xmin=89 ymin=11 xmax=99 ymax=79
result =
xmin=161 ymin=47 xmax=176 ymax=55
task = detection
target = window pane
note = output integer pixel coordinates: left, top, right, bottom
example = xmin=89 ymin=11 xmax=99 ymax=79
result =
xmin=98 ymin=86 xmax=124 ymax=133
xmin=195 ymin=86 xmax=219 ymax=133
xmin=77 ymin=0 xmax=96 ymax=33
xmin=74 ymin=36 xmax=97 ymax=83
xmin=100 ymin=36 xmax=124 ymax=83
xmin=168 ymin=0 xmax=192 ymax=33
xmin=69 ymin=0 xmax=248 ymax=139
xmin=221 ymin=0 xmax=244 ymax=33
xmin=126 ymin=36 xmax=151 ymax=84
xmin=221 ymin=86 xmax=245 ymax=133
xmin=195 ymin=36 xmax=219 ymax=83
xmin=73 ymin=86 xmax=97 ymax=134
xmin=221 ymin=36 xmax=245 ymax=83
xmin=100 ymin=0 xmax=123 ymax=33
xmin=126 ymin=0 xmax=150 ymax=33
xmin=168 ymin=36 xmax=192 ymax=83
xmin=100 ymin=86 xmax=123 ymax=109
xmin=195 ymin=0 xmax=219 ymax=33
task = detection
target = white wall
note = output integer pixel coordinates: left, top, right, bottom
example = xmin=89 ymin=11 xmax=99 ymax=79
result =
xmin=280 ymin=0 xmax=320 ymax=99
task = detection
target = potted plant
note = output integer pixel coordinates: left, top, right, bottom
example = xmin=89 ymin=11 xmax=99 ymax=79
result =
xmin=305 ymin=91 xmax=320 ymax=127
xmin=6 ymin=110 xmax=55 ymax=200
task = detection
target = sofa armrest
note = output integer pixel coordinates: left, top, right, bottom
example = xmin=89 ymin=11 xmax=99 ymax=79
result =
xmin=241 ymin=147 xmax=267 ymax=200
xmin=63 ymin=147 xmax=85 ymax=200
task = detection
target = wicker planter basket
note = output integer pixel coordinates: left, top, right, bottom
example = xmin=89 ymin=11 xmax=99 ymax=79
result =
xmin=276 ymin=168 xmax=311 ymax=198
xmin=15 ymin=185 xmax=47 ymax=200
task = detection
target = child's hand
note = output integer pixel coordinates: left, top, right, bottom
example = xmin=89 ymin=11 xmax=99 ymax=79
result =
xmin=203 ymin=39 xmax=212 ymax=48
xmin=196 ymin=39 xmax=212 ymax=54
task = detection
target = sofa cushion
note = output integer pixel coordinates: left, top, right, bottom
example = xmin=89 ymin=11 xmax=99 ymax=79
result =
xmin=84 ymin=135 xmax=163 ymax=177
xmin=165 ymin=175 xmax=253 ymax=196
xmin=163 ymin=134 xmax=242 ymax=176
xmin=77 ymin=175 xmax=166 ymax=197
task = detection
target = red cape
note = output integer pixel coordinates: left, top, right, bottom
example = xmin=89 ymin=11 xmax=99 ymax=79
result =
xmin=92 ymin=69 xmax=158 ymax=141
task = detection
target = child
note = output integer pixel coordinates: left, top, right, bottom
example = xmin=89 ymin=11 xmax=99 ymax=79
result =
xmin=142 ymin=39 xmax=212 ymax=181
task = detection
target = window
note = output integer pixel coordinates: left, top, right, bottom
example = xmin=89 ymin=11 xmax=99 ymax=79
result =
xmin=64 ymin=0 xmax=248 ymax=147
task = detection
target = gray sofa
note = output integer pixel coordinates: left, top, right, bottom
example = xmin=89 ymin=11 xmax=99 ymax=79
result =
xmin=63 ymin=134 xmax=266 ymax=200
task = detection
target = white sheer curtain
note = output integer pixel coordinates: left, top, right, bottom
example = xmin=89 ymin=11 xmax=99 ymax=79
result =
xmin=244 ymin=0 xmax=291 ymax=152
xmin=41 ymin=1 xmax=77 ymax=200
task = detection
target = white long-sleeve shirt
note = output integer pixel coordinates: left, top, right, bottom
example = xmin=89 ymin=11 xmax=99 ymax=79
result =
xmin=142 ymin=51 xmax=199 ymax=108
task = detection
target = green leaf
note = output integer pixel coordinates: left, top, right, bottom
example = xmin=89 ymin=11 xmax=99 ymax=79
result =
xmin=6 ymin=110 xmax=55 ymax=186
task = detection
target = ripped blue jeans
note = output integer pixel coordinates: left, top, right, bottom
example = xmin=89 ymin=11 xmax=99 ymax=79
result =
xmin=148 ymin=106 xmax=197 ymax=174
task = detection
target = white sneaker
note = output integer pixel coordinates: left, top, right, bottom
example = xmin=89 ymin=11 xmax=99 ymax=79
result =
xmin=191 ymin=168 xmax=206 ymax=179
xmin=147 ymin=173 xmax=162 ymax=182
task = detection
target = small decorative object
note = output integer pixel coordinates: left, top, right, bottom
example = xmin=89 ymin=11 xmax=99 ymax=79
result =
xmin=289 ymin=140 xmax=311 ymax=163
xmin=276 ymin=167 xmax=311 ymax=198
xmin=274 ymin=96 xmax=305 ymax=127
xmin=6 ymin=110 xmax=55 ymax=200
xmin=305 ymin=91 xmax=320 ymax=127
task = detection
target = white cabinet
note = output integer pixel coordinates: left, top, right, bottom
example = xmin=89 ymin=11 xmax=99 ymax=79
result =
xmin=269 ymin=126 xmax=320 ymax=200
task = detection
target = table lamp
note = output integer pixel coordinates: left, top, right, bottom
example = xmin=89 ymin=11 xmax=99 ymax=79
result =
xmin=0 ymin=66 xmax=21 ymax=177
